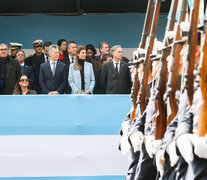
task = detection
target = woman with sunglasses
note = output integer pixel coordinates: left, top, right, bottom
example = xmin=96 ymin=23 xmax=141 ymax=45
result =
xmin=13 ymin=75 xmax=37 ymax=95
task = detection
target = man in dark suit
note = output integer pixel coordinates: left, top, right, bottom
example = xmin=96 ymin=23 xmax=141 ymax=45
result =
xmin=39 ymin=44 xmax=67 ymax=94
xmin=61 ymin=41 xmax=77 ymax=94
xmin=16 ymin=50 xmax=34 ymax=86
xmin=0 ymin=43 xmax=21 ymax=94
xmin=101 ymin=45 xmax=131 ymax=94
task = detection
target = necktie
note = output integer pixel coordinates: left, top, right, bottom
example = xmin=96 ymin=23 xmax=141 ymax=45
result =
xmin=115 ymin=63 xmax=119 ymax=76
xmin=71 ymin=57 xmax=74 ymax=63
xmin=51 ymin=62 xmax=56 ymax=77
xmin=46 ymin=56 xmax=49 ymax=62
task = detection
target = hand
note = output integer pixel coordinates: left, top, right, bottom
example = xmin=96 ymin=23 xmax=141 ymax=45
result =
xmin=145 ymin=135 xmax=154 ymax=158
xmin=120 ymin=136 xmax=131 ymax=155
xmin=176 ymin=133 xmax=194 ymax=163
xmin=156 ymin=149 xmax=165 ymax=177
xmin=192 ymin=134 xmax=207 ymax=159
xmin=48 ymin=91 xmax=58 ymax=95
xmin=53 ymin=91 xmax=59 ymax=95
xmin=129 ymin=131 xmax=144 ymax=152
xmin=167 ymin=141 xmax=179 ymax=167
xmin=152 ymin=139 xmax=162 ymax=155
xmin=83 ymin=91 xmax=90 ymax=94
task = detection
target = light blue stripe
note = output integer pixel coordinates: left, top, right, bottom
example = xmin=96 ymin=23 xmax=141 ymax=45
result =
xmin=0 ymin=95 xmax=131 ymax=135
xmin=0 ymin=176 xmax=124 ymax=180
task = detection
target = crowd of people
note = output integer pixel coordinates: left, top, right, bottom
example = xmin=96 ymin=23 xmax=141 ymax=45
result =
xmin=0 ymin=40 xmax=132 ymax=95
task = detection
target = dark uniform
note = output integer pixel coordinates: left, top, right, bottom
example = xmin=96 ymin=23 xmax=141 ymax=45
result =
xmin=25 ymin=40 xmax=44 ymax=94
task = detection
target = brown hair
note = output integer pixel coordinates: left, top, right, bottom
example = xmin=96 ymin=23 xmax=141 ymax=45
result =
xmin=13 ymin=75 xmax=29 ymax=95
xmin=73 ymin=45 xmax=86 ymax=71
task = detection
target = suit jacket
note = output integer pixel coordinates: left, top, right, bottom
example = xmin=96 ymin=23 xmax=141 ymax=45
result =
xmin=39 ymin=61 xmax=67 ymax=94
xmin=61 ymin=56 xmax=72 ymax=94
xmin=68 ymin=62 xmax=95 ymax=94
xmin=101 ymin=60 xmax=131 ymax=94
xmin=25 ymin=53 xmax=45 ymax=93
xmin=22 ymin=64 xmax=34 ymax=86
xmin=4 ymin=56 xmax=21 ymax=94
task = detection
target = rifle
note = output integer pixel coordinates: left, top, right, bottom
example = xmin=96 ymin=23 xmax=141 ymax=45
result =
xmin=182 ymin=0 xmax=200 ymax=106
xmin=130 ymin=0 xmax=155 ymax=123
xmin=137 ymin=0 xmax=162 ymax=115
xmin=153 ymin=0 xmax=179 ymax=140
xmin=198 ymin=8 xmax=207 ymax=137
xmin=164 ymin=0 xmax=188 ymax=125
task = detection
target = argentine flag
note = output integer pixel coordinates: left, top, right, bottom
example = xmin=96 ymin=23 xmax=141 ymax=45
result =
xmin=0 ymin=95 xmax=131 ymax=180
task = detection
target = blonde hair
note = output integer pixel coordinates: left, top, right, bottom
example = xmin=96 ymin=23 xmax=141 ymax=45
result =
xmin=73 ymin=45 xmax=86 ymax=71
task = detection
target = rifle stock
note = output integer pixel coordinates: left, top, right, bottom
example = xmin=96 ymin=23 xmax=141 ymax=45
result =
xmin=153 ymin=0 xmax=179 ymax=139
xmin=198 ymin=10 xmax=207 ymax=137
xmin=183 ymin=0 xmax=200 ymax=106
xmin=137 ymin=0 xmax=162 ymax=115
xmin=130 ymin=0 xmax=155 ymax=123
xmin=165 ymin=0 xmax=188 ymax=125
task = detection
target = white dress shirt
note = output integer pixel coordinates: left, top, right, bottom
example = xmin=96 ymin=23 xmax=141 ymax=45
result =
xmin=112 ymin=59 xmax=120 ymax=73
xmin=69 ymin=55 xmax=75 ymax=64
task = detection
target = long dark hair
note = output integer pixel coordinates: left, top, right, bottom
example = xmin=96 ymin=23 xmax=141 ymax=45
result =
xmin=74 ymin=45 xmax=86 ymax=71
xmin=86 ymin=44 xmax=97 ymax=58
xmin=13 ymin=75 xmax=29 ymax=95
xmin=57 ymin=39 xmax=67 ymax=56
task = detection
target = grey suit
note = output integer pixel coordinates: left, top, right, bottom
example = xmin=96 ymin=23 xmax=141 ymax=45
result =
xmin=101 ymin=60 xmax=131 ymax=94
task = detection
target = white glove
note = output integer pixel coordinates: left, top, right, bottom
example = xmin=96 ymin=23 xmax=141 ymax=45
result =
xmin=156 ymin=149 xmax=165 ymax=177
xmin=120 ymin=136 xmax=131 ymax=155
xmin=129 ymin=131 xmax=144 ymax=152
xmin=121 ymin=122 xmax=130 ymax=135
xmin=167 ymin=141 xmax=179 ymax=167
xmin=192 ymin=134 xmax=207 ymax=159
xmin=176 ymin=133 xmax=194 ymax=163
xmin=145 ymin=135 xmax=154 ymax=158
xmin=152 ymin=139 xmax=162 ymax=155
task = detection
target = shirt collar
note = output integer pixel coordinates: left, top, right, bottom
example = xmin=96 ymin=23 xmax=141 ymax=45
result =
xmin=20 ymin=63 xmax=25 ymax=67
xmin=50 ymin=60 xmax=57 ymax=65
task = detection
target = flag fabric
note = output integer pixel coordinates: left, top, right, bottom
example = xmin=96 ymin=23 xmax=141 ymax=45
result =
xmin=0 ymin=95 xmax=131 ymax=180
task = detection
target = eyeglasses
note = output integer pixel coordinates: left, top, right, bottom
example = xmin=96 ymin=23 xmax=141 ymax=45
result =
xmin=20 ymin=79 xmax=29 ymax=82
xmin=0 ymin=48 xmax=8 ymax=52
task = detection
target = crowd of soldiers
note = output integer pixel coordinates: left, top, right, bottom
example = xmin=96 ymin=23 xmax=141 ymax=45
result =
xmin=119 ymin=0 xmax=207 ymax=179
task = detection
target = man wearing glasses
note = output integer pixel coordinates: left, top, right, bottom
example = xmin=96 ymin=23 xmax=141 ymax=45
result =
xmin=0 ymin=43 xmax=21 ymax=94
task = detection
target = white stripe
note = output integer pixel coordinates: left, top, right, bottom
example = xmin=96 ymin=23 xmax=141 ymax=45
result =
xmin=0 ymin=135 xmax=128 ymax=177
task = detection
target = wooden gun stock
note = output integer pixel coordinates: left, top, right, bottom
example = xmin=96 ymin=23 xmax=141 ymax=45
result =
xmin=138 ymin=0 xmax=162 ymax=115
xmin=198 ymin=11 xmax=207 ymax=137
xmin=184 ymin=0 xmax=200 ymax=106
xmin=130 ymin=0 xmax=154 ymax=123
xmin=165 ymin=0 xmax=188 ymax=125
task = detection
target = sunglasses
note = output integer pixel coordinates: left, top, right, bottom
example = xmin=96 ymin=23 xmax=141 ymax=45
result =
xmin=20 ymin=79 xmax=29 ymax=82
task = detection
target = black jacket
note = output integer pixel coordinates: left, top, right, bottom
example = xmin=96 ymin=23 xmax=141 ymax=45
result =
xmin=101 ymin=60 xmax=131 ymax=94
xmin=21 ymin=64 xmax=34 ymax=86
xmin=25 ymin=53 xmax=45 ymax=93
xmin=61 ymin=56 xmax=72 ymax=94
xmin=4 ymin=56 xmax=21 ymax=94
xmin=39 ymin=61 xmax=67 ymax=94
